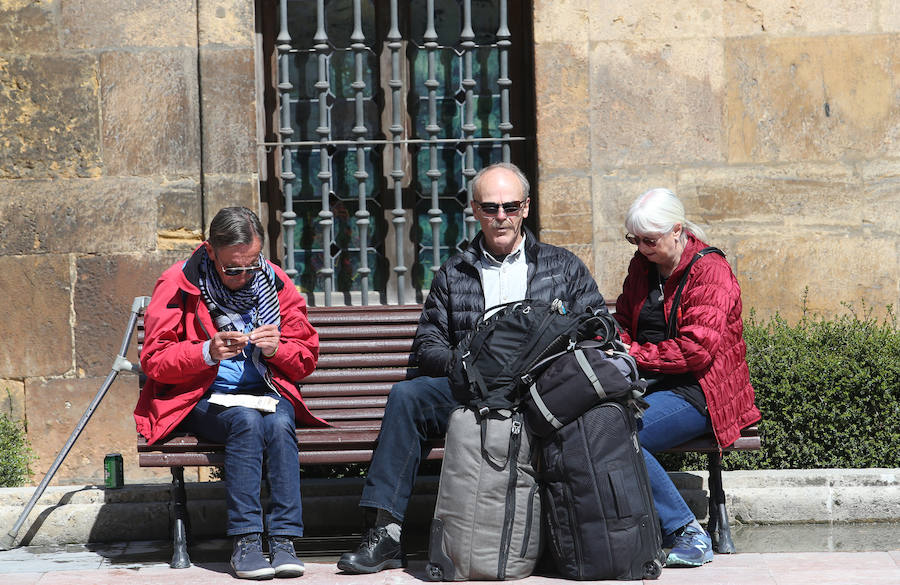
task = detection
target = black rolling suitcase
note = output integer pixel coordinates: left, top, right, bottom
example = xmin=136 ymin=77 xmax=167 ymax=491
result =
xmin=541 ymin=401 xmax=665 ymax=580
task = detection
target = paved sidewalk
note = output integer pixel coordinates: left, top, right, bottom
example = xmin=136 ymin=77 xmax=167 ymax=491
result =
xmin=0 ymin=542 xmax=898 ymax=585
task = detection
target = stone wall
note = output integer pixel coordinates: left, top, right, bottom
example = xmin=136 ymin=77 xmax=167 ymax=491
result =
xmin=534 ymin=0 xmax=900 ymax=322
xmin=0 ymin=0 xmax=259 ymax=485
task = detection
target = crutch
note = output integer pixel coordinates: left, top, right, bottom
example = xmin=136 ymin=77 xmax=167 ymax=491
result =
xmin=0 ymin=296 xmax=151 ymax=550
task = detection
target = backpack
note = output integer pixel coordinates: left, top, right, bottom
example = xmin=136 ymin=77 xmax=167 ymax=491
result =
xmin=448 ymin=299 xmax=617 ymax=413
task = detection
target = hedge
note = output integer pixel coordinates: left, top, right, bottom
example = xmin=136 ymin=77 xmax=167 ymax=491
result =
xmin=0 ymin=412 xmax=33 ymax=487
xmin=661 ymin=302 xmax=900 ymax=471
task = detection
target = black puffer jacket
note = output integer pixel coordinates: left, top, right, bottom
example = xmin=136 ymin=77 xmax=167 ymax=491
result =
xmin=413 ymin=228 xmax=608 ymax=377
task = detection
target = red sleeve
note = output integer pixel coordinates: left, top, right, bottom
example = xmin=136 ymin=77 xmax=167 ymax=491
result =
xmin=140 ymin=274 xmax=213 ymax=385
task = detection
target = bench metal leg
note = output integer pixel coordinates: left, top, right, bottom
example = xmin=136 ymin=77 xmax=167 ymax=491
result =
xmin=170 ymin=466 xmax=192 ymax=568
xmin=706 ymin=452 xmax=735 ymax=554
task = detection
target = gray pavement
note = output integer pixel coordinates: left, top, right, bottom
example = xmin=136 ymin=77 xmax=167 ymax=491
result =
xmin=1 ymin=532 xmax=899 ymax=585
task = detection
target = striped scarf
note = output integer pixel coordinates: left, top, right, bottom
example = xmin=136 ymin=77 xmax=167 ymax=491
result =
xmin=197 ymin=247 xmax=281 ymax=332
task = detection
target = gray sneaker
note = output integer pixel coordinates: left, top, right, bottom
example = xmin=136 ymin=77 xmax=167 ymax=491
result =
xmin=231 ymin=533 xmax=276 ymax=580
xmin=269 ymin=536 xmax=305 ymax=578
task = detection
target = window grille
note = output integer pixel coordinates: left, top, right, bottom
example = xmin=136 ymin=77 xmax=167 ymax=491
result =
xmin=264 ymin=0 xmax=533 ymax=306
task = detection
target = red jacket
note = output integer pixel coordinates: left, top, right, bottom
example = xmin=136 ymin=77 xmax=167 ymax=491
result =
xmin=134 ymin=247 xmax=327 ymax=445
xmin=614 ymin=235 xmax=760 ymax=449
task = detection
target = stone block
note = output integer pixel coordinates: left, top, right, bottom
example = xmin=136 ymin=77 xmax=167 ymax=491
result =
xmin=157 ymin=178 xmax=203 ymax=234
xmin=0 ymin=379 xmax=25 ymax=421
xmin=859 ymin=160 xmax=900 ymax=229
xmin=724 ymin=0 xmax=877 ymax=37
xmin=0 ymin=177 xmax=157 ymax=255
xmin=831 ymin=485 xmax=900 ymax=522
xmin=199 ymin=0 xmax=256 ymax=47
xmin=74 ymin=252 xmax=186 ymax=378
xmin=677 ymin=163 xmax=862 ymax=225
xmin=734 ymin=233 xmax=898 ymax=322
xmin=61 ymin=0 xmax=196 ymax=49
xmin=200 ymin=48 xmax=258 ymax=174
xmin=725 ymin=35 xmax=900 ymax=164
xmin=589 ymin=0 xmax=723 ymax=41
xmin=535 ymin=42 xmax=591 ymax=172
xmin=728 ymin=486 xmax=833 ymax=523
xmin=534 ymin=0 xmax=590 ymax=44
xmin=0 ymin=255 xmax=72 ymax=378
xmin=25 ymin=376 xmax=144 ymax=485
xmin=100 ymin=49 xmax=201 ymax=176
xmin=885 ymin=2 xmax=900 ymax=32
xmin=0 ymin=54 xmax=101 ymax=179
xmin=203 ymin=174 xmax=260 ymax=227
xmin=0 ymin=1 xmax=57 ymax=52
xmin=590 ymin=39 xmax=725 ymax=168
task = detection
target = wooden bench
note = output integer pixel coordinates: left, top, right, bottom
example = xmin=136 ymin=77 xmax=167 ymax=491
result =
xmin=132 ymin=298 xmax=760 ymax=567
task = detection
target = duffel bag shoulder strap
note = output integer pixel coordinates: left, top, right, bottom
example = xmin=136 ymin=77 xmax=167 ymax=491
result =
xmin=666 ymin=247 xmax=726 ymax=338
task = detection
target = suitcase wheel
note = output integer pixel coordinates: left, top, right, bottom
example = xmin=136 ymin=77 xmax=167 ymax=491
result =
xmin=426 ymin=562 xmax=444 ymax=581
xmin=642 ymin=558 xmax=663 ymax=580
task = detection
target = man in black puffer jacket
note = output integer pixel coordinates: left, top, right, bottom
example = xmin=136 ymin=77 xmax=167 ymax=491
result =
xmin=338 ymin=162 xmax=609 ymax=574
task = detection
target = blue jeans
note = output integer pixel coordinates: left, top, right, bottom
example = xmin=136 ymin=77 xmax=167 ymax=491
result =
xmin=179 ymin=393 xmax=303 ymax=537
xmin=360 ymin=377 xmax=457 ymax=522
xmin=638 ymin=390 xmax=711 ymax=536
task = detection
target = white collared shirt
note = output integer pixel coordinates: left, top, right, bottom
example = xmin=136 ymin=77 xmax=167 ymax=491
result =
xmin=480 ymin=234 xmax=528 ymax=318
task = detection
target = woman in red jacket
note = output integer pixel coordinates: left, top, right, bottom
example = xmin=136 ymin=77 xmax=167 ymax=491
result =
xmin=615 ymin=188 xmax=760 ymax=568
xmin=135 ymin=207 xmax=324 ymax=579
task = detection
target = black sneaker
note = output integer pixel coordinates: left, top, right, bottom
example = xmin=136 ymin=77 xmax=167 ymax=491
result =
xmin=337 ymin=526 xmax=407 ymax=574
xmin=231 ymin=533 xmax=276 ymax=580
xmin=269 ymin=536 xmax=305 ymax=578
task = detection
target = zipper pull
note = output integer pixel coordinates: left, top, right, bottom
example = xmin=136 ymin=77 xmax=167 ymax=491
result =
xmin=511 ymin=419 xmax=522 ymax=435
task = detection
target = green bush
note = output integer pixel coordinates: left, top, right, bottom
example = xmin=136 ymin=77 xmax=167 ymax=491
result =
xmin=0 ymin=412 xmax=34 ymax=487
xmin=662 ymin=301 xmax=900 ymax=471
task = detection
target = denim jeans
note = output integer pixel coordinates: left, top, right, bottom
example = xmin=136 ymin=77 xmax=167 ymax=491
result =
xmin=179 ymin=393 xmax=303 ymax=537
xmin=638 ymin=390 xmax=711 ymax=536
xmin=359 ymin=377 xmax=457 ymax=522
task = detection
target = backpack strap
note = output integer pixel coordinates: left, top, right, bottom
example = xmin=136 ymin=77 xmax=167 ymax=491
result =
xmin=666 ymin=246 xmax=726 ymax=339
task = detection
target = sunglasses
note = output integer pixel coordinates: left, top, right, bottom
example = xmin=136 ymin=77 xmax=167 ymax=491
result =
xmin=223 ymin=263 xmax=262 ymax=276
xmin=475 ymin=200 xmax=525 ymax=216
xmin=625 ymin=233 xmax=662 ymax=247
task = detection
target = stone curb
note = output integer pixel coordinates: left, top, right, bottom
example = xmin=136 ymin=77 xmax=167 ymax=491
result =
xmin=0 ymin=469 xmax=897 ymax=547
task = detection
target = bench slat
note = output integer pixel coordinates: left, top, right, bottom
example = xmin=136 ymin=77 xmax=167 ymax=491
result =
xmin=317 ymin=324 xmax=418 ymax=339
xmin=295 ymin=382 xmax=394 ymax=398
xmin=319 ymin=339 xmax=413 ymax=354
xmin=299 ymin=367 xmax=414 ymax=384
xmin=316 ymin=352 xmax=414 ymax=368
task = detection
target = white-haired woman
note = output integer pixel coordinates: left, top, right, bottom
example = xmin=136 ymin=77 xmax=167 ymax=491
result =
xmin=615 ymin=188 xmax=760 ymax=567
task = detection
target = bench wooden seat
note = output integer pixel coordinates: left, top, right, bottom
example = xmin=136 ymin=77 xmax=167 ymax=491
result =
xmin=133 ymin=298 xmax=760 ymax=567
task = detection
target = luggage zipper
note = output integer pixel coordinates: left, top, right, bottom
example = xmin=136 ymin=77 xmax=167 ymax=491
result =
xmin=497 ymin=413 xmax=523 ymax=579
xmin=520 ymin=482 xmax=540 ymax=557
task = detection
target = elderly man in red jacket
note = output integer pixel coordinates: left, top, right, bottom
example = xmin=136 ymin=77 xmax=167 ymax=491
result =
xmin=135 ymin=206 xmax=324 ymax=580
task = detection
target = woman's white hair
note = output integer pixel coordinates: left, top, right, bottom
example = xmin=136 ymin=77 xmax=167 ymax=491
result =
xmin=624 ymin=188 xmax=706 ymax=243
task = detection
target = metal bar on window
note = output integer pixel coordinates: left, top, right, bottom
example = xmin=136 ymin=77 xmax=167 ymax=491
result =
xmin=277 ymin=0 xmax=297 ymax=280
xmin=425 ymin=0 xmax=442 ymax=277
xmin=388 ymin=0 xmax=407 ymax=304
xmin=351 ymin=0 xmax=370 ymax=304
xmin=461 ymin=0 xmax=478 ymax=242
xmin=261 ymin=136 xmax=526 ymax=148
xmin=497 ymin=0 xmax=512 ymax=163
xmin=314 ymin=0 xmax=334 ymax=306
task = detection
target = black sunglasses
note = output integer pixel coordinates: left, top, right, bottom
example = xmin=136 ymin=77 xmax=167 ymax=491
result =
xmin=223 ymin=263 xmax=262 ymax=276
xmin=474 ymin=200 xmax=525 ymax=216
